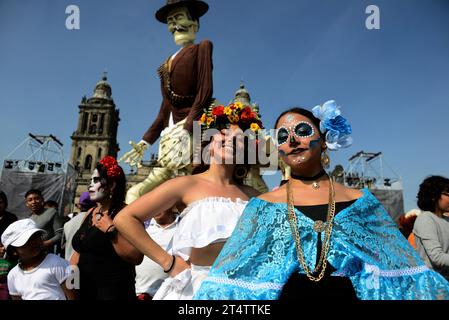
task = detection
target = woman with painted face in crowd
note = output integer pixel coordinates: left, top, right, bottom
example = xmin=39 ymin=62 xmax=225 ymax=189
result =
xmin=195 ymin=100 xmax=449 ymax=300
xmin=114 ymin=102 xmax=262 ymax=300
xmin=71 ymin=156 xmax=143 ymax=300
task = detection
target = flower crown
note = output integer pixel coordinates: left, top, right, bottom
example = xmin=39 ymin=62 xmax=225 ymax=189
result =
xmin=199 ymin=102 xmax=264 ymax=134
xmin=312 ymin=100 xmax=353 ymax=151
xmin=99 ymin=156 xmax=123 ymax=178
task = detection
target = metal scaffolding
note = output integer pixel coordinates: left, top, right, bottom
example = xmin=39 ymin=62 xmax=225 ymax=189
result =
xmin=331 ymin=151 xmax=405 ymax=220
xmin=343 ymin=151 xmax=402 ymax=190
xmin=1 ymin=133 xmax=77 ymax=218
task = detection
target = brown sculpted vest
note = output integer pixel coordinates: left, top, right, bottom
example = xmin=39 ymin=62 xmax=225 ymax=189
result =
xmin=143 ymin=40 xmax=213 ymax=145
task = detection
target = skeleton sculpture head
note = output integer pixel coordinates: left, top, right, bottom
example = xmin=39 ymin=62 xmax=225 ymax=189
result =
xmin=166 ymin=6 xmax=199 ymax=47
xmin=155 ymin=0 xmax=208 ymax=47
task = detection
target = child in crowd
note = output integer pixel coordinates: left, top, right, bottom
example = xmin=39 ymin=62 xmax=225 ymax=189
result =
xmin=1 ymin=219 xmax=77 ymax=300
xmin=0 ymin=246 xmax=16 ymax=300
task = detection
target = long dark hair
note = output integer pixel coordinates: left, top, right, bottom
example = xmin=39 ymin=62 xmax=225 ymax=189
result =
xmin=0 ymin=190 xmax=8 ymax=209
xmin=96 ymin=163 xmax=126 ymax=216
xmin=417 ymin=175 xmax=449 ymax=213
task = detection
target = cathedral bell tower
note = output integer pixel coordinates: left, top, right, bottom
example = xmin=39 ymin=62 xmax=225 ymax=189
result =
xmin=70 ymin=73 xmax=120 ymax=181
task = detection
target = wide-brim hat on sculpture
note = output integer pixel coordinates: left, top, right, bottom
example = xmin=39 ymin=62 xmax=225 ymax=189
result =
xmin=156 ymin=0 xmax=209 ymax=23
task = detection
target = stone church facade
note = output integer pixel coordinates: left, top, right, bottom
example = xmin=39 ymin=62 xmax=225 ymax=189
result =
xmin=69 ymin=74 xmax=121 ymax=202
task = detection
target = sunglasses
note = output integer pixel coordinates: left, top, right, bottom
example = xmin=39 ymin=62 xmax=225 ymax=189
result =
xmin=91 ymin=177 xmax=101 ymax=184
xmin=277 ymin=121 xmax=315 ymax=145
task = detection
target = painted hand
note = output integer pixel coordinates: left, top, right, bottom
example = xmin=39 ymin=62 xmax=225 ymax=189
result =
xmin=91 ymin=211 xmax=114 ymax=233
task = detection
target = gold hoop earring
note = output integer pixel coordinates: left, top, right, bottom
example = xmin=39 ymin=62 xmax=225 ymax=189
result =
xmin=321 ymin=149 xmax=330 ymax=169
xmin=234 ymin=165 xmax=248 ymax=180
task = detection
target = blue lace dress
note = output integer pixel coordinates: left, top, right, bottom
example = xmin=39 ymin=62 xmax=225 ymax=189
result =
xmin=194 ymin=189 xmax=449 ymax=300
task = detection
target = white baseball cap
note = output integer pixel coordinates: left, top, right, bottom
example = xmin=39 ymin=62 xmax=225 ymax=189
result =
xmin=1 ymin=219 xmax=45 ymax=250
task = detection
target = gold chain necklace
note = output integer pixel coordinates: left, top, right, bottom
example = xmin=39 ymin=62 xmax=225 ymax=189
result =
xmin=286 ymin=176 xmax=336 ymax=282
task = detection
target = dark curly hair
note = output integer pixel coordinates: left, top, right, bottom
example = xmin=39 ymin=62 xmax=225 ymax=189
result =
xmin=417 ymin=175 xmax=449 ymax=212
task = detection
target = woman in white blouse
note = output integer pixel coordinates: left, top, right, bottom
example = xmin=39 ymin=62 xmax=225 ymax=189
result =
xmin=115 ymin=122 xmax=260 ymax=299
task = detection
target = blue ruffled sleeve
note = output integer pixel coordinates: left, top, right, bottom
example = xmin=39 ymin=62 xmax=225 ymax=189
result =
xmin=335 ymin=192 xmax=449 ymax=299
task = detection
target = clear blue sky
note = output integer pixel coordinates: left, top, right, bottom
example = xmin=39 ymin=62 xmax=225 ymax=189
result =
xmin=1 ymin=0 xmax=448 ymax=212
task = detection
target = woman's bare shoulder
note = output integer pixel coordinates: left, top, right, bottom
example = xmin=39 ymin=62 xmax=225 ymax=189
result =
xmin=334 ymin=182 xmax=364 ymax=201
xmin=157 ymin=175 xmax=201 ymax=196
xmin=257 ymin=185 xmax=287 ymax=203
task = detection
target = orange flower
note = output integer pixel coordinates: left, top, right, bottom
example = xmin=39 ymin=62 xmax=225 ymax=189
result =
xmin=200 ymin=113 xmax=207 ymax=124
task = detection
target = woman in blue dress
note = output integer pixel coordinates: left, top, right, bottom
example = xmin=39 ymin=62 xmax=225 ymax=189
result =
xmin=195 ymin=100 xmax=449 ymax=300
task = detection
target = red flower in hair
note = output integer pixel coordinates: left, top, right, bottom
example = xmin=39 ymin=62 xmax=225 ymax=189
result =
xmin=240 ymin=107 xmax=256 ymax=122
xmin=99 ymin=156 xmax=122 ymax=178
xmin=212 ymin=105 xmax=225 ymax=117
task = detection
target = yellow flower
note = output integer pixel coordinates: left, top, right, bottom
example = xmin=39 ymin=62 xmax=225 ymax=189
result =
xmin=206 ymin=117 xmax=214 ymax=126
xmin=224 ymin=107 xmax=233 ymax=116
xmin=250 ymin=123 xmax=260 ymax=132
xmin=234 ymin=102 xmax=243 ymax=110
xmin=200 ymin=113 xmax=207 ymax=124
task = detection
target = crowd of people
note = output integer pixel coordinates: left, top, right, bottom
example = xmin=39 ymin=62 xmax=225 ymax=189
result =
xmin=0 ymin=99 xmax=448 ymax=300
xmin=1 ymin=0 xmax=448 ymax=302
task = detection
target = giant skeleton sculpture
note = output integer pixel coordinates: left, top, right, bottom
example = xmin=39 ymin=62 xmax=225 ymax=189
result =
xmin=120 ymin=0 xmax=269 ymax=204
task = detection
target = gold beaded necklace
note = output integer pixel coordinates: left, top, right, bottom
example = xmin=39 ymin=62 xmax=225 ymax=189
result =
xmin=286 ymin=175 xmax=336 ymax=282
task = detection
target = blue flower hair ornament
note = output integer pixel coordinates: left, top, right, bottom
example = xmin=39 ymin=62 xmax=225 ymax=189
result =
xmin=312 ymin=100 xmax=353 ymax=151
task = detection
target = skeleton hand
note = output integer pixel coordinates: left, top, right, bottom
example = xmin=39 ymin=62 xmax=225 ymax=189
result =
xmin=119 ymin=140 xmax=149 ymax=168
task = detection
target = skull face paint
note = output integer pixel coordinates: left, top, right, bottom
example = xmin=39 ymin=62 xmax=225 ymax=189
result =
xmin=88 ymin=169 xmax=107 ymax=202
xmin=277 ymin=121 xmax=315 ymax=146
xmin=276 ymin=112 xmax=322 ymax=170
xmin=285 ymin=114 xmax=295 ymax=124
xmin=278 ymin=150 xmax=288 ymax=158
xmin=292 ymin=137 xmax=323 ymax=164
xmin=308 ymin=137 xmax=322 ymax=150
xmin=167 ymin=7 xmax=198 ymax=47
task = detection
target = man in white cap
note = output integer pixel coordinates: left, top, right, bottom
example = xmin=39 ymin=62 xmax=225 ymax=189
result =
xmin=1 ymin=219 xmax=76 ymax=300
